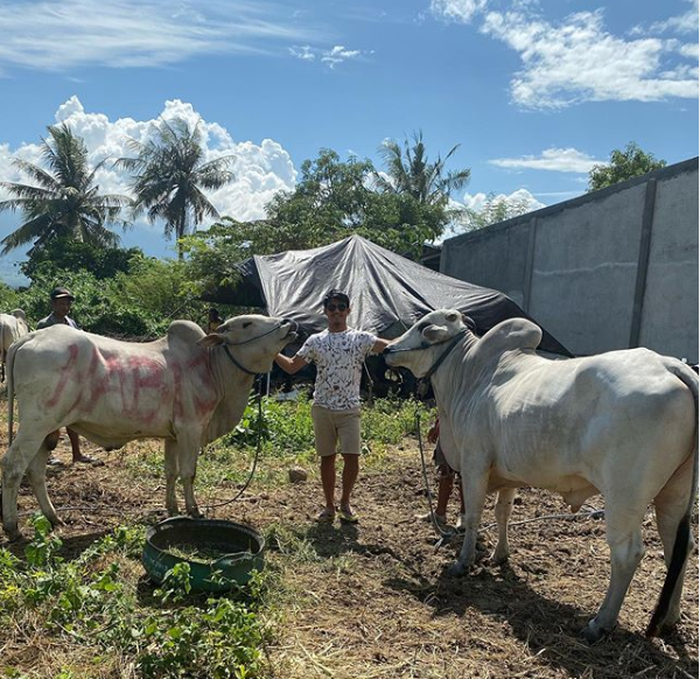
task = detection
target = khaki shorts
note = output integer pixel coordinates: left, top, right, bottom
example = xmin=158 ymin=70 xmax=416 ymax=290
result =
xmin=312 ymin=405 xmax=361 ymax=457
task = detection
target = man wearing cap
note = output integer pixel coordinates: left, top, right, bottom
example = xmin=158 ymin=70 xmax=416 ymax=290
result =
xmin=274 ymin=289 xmax=389 ymax=524
xmin=37 ymin=287 xmax=80 ymax=331
xmin=37 ymin=287 xmax=98 ymax=465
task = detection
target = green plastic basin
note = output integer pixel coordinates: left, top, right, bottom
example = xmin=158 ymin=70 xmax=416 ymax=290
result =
xmin=142 ymin=517 xmax=265 ymax=593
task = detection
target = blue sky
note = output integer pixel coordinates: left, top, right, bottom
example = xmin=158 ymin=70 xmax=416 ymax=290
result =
xmin=0 ymin=0 xmax=697 ymax=286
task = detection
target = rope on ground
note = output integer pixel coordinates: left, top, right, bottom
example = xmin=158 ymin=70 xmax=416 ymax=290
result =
xmin=414 ymin=410 xmax=457 ymax=548
xmin=480 ymin=504 xmax=604 ymax=533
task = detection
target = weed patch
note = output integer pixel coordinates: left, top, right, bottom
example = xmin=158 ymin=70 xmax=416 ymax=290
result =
xmin=0 ymin=516 xmax=270 ymax=678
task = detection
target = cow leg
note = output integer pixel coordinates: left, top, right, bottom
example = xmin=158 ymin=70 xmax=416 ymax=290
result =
xmin=164 ymin=439 xmax=180 ymax=516
xmin=1 ymin=432 xmax=47 ymax=540
xmin=177 ymin=440 xmax=203 ymax=519
xmin=652 ymin=460 xmax=695 ymax=634
xmin=449 ymin=470 xmax=489 ymax=576
xmin=582 ymin=506 xmax=646 ymax=643
xmin=492 ymin=487 xmax=517 ymax=564
xmin=25 ymin=440 xmax=62 ymax=529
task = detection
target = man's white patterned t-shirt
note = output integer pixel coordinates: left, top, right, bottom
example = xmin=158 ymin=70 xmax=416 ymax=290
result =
xmin=297 ymin=329 xmax=377 ymax=410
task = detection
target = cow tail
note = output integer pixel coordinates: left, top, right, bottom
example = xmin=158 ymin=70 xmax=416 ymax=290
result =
xmin=646 ymin=359 xmax=698 ymax=637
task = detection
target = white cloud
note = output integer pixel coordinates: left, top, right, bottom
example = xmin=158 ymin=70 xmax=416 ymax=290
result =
xmin=0 ymin=96 xmax=297 ymax=248
xmin=430 ymin=0 xmax=488 ymax=25
xmin=489 ymin=147 xmax=603 ymax=173
xmin=322 ymin=45 xmax=362 ymax=68
xmin=431 ymin=2 xmax=699 ymax=108
xmin=0 ymin=0 xmax=317 ymax=74
xmin=437 ymin=188 xmax=545 ymax=242
xmin=289 ymin=45 xmax=316 ymax=61
xmin=461 ymin=188 xmax=545 ymax=213
xmin=644 ymin=0 xmax=699 ymax=35
xmin=290 ymin=43 xmax=371 ymax=68
xmin=677 ymin=42 xmax=699 ymax=59
xmin=483 ymin=9 xmax=698 ymax=108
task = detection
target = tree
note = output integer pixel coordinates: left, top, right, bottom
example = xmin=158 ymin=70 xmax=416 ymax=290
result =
xmin=0 ymin=123 xmax=130 ymax=256
xmin=181 ymin=149 xmax=450 ymax=294
xmin=264 ymin=148 xmax=447 ymax=254
xmin=264 ymin=149 xmax=374 ymax=249
xmin=375 ymin=130 xmax=471 ymax=205
xmin=588 ymin=142 xmax=666 ymax=192
xmin=117 ymin=117 xmax=235 ymax=258
xmin=19 ymin=237 xmax=144 ymax=282
xmin=460 ymin=192 xmax=534 ymax=232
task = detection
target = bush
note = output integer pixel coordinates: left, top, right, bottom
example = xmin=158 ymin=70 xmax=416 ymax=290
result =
xmin=15 ymin=258 xmax=211 ymax=339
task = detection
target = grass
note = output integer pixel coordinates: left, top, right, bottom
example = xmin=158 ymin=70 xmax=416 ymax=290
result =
xmin=0 ymin=395 xmax=434 ymax=679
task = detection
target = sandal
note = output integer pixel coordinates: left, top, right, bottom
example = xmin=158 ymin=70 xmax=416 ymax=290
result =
xmin=339 ymin=508 xmax=359 ymax=524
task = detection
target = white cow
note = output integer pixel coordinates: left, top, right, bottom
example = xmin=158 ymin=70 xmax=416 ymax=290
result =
xmin=1 ymin=315 xmax=296 ymax=541
xmin=0 ymin=309 xmax=29 ymax=382
xmin=385 ymin=310 xmax=697 ymax=642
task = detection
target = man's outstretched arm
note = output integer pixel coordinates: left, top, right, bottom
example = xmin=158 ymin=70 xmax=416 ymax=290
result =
xmin=373 ymin=338 xmax=390 ymax=354
xmin=275 ymin=353 xmax=308 ymax=375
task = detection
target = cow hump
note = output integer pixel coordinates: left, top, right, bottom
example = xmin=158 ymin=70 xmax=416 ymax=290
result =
xmin=475 ymin=318 xmax=542 ymax=359
xmin=167 ymin=320 xmax=206 ymax=345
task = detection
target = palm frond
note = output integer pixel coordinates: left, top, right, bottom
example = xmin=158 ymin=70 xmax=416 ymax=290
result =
xmin=11 ymin=158 xmax=61 ymax=191
xmin=0 ymin=214 xmax=54 ymax=254
xmin=117 ymin=116 xmax=234 ymax=252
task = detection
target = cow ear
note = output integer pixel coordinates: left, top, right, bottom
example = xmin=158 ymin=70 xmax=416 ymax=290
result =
xmin=423 ymin=326 xmax=451 ymax=343
xmin=197 ymin=333 xmax=225 ymax=347
xmin=462 ymin=315 xmax=476 ymax=332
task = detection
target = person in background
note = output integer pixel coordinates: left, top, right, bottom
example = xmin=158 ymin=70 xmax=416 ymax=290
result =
xmin=421 ymin=416 xmax=465 ymax=529
xmin=274 ymin=289 xmax=389 ymax=524
xmin=37 ymin=287 xmax=99 ymax=465
xmin=207 ymin=307 xmax=223 ymax=334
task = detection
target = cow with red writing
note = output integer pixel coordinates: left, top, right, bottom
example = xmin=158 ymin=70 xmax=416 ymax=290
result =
xmin=1 ymin=315 xmax=296 ymax=540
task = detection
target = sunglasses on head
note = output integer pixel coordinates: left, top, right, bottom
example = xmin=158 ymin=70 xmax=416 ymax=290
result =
xmin=326 ymin=302 xmax=347 ymax=312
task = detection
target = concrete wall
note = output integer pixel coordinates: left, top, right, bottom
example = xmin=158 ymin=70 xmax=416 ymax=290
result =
xmin=441 ymin=158 xmax=699 ymax=361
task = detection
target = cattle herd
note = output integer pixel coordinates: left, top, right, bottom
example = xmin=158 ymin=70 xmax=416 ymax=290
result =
xmin=0 ymin=309 xmax=697 ymax=645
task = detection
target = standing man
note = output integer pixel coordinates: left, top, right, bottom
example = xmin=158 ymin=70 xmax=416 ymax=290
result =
xmin=275 ymin=289 xmax=389 ymax=524
xmin=37 ymin=287 xmax=97 ymax=465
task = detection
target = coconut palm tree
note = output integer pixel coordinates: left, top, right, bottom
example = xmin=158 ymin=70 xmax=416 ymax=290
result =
xmin=375 ymin=130 xmax=471 ymax=205
xmin=0 ymin=124 xmax=130 ymax=256
xmin=117 ymin=117 xmax=236 ymax=258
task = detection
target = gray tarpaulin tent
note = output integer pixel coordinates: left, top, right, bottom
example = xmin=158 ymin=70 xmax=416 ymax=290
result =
xmin=204 ymin=234 xmax=571 ymax=356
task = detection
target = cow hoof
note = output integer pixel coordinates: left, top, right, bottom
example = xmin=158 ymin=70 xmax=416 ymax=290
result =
xmin=490 ymin=550 xmax=509 ymax=565
xmin=581 ymin=620 xmax=611 ymax=644
xmin=446 ymin=562 xmax=467 ymax=577
xmin=5 ymin=527 xmax=22 ymax=542
xmin=647 ymin=618 xmax=678 ymax=638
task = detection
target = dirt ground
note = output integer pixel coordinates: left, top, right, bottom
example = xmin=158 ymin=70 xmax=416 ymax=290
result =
xmin=5 ymin=436 xmax=699 ymax=679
